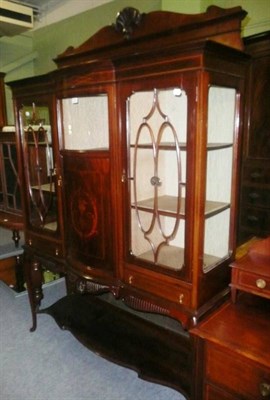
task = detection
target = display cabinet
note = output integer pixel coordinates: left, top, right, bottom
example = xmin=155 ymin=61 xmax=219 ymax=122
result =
xmin=120 ymin=74 xmax=243 ymax=327
xmin=9 ymin=75 xmax=66 ymax=330
xmin=9 ymin=6 xmax=249 ymax=397
xmin=0 ymin=73 xmax=23 ymax=246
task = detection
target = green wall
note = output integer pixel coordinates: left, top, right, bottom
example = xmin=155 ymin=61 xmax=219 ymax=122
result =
xmin=1 ymin=0 xmax=269 ymax=123
xmin=32 ymin=0 xmax=161 ymax=75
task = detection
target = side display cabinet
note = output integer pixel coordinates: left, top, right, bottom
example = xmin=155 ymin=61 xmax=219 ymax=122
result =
xmin=9 ymin=75 xmax=66 ymax=331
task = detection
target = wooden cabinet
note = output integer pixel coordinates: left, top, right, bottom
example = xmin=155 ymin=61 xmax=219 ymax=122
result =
xmin=191 ymin=295 xmax=270 ymax=400
xmin=9 ymin=5 xmax=250 ymax=396
xmin=231 ymin=236 xmax=270 ymax=302
xmin=9 ymin=75 xmax=66 ymax=330
xmin=47 ymin=6 xmax=249 ymax=330
xmin=238 ymin=31 xmax=270 ymax=243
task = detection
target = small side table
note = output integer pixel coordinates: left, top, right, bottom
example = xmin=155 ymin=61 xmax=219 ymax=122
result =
xmin=230 ymin=236 xmax=270 ymax=303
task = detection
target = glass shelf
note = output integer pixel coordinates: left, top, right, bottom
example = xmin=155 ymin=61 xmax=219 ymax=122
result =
xmin=131 ymin=195 xmax=229 ymax=218
xmin=31 ymin=183 xmax=55 ymax=193
xmin=134 ymin=245 xmax=222 ymax=271
xmin=130 ymin=142 xmax=232 ymax=150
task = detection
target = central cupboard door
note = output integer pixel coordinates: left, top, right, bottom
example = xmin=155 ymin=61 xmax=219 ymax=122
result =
xmin=60 ymin=92 xmax=115 ymax=275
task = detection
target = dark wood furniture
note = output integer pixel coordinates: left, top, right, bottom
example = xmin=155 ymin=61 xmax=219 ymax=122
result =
xmin=238 ymin=31 xmax=270 ymax=244
xmin=0 ymin=74 xmax=24 ymax=291
xmin=8 ymin=77 xmax=66 ymax=330
xmin=9 ymin=6 xmax=249 ymax=397
xmin=231 ymin=236 xmax=270 ymax=302
xmin=55 ymin=5 xmax=248 ymax=330
xmin=0 ymin=73 xmax=23 ymax=246
xmin=0 ymin=130 xmax=23 ymax=246
xmin=44 ymin=292 xmax=192 ymax=397
xmin=191 ymin=294 xmax=270 ymax=400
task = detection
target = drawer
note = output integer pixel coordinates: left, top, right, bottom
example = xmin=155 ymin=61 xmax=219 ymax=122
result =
xmin=206 ymin=343 xmax=270 ymax=399
xmin=242 ymin=163 xmax=270 ymax=185
xmin=238 ymin=270 xmax=270 ymax=298
xmin=205 ymin=384 xmax=239 ymax=400
xmin=242 ymin=186 xmax=270 ymax=208
xmin=240 ymin=207 xmax=270 ymax=231
xmin=124 ymin=265 xmax=191 ymax=307
xmin=26 ymin=235 xmax=64 ymax=259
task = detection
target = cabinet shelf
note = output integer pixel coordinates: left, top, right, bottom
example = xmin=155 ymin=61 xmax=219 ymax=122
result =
xmin=130 ymin=142 xmax=232 ymax=150
xmin=31 ymin=183 xmax=55 ymax=193
xmin=131 ymin=195 xmax=229 ymax=218
xmin=136 ymin=244 xmax=221 ymax=271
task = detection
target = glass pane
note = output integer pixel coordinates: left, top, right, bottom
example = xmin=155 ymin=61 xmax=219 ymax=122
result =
xmin=203 ymin=86 xmax=236 ymax=271
xmin=61 ymin=95 xmax=109 ymax=150
xmin=0 ymin=141 xmax=21 ymax=213
xmin=128 ymin=88 xmax=187 ymax=271
xmin=20 ymin=103 xmax=57 ymax=231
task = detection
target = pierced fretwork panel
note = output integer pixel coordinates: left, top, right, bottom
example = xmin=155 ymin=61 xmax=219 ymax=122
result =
xmin=128 ymin=88 xmax=187 ymax=271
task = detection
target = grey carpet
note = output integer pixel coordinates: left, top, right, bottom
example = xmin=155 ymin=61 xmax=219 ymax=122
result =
xmin=0 ymin=279 xmax=186 ymax=400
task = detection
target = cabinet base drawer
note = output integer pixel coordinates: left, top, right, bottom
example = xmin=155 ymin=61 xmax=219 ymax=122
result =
xmin=124 ymin=265 xmax=191 ymax=307
xmin=205 ymin=384 xmax=238 ymax=400
xmin=206 ymin=343 xmax=270 ymax=400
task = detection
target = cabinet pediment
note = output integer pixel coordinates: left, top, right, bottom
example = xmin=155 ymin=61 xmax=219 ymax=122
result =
xmin=55 ymin=5 xmax=247 ymax=69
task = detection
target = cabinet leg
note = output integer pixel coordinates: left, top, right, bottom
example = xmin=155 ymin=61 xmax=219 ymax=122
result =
xmin=15 ymin=254 xmax=25 ymax=292
xmin=12 ymin=229 xmax=20 ymax=248
xmin=231 ymin=287 xmax=237 ymax=303
xmin=24 ymin=257 xmax=43 ymax=332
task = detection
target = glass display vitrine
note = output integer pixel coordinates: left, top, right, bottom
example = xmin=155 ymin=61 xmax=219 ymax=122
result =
xmin=9 ymin=75 xmax=66 ymax=331
xmin=121 ymin=62 xmax=245 ymax=328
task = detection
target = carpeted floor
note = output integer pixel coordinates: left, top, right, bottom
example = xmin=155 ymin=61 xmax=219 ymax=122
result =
xmin=0 ymin=279 xmax=186 ymax=400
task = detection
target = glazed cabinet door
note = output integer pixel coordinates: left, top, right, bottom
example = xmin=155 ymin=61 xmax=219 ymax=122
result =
xmin=121 ymin=74 xmax=196 ymax=316
xmin=18 ymin=97 xmax=64 ymax=256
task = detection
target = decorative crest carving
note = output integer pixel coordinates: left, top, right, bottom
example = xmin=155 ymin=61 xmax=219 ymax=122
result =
xmin=113 ymin=7 xmax=143 ymax=39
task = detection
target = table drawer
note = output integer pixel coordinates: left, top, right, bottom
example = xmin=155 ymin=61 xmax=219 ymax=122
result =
xmin=205 ymin=384 xmax=238 ymax=400
xmin=206 ymin=343 xmax=270 ymax=399
xmin=238 ymin=270 xmax=270 ymax=298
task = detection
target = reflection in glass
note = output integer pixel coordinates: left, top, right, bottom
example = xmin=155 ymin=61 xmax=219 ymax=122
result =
xmin=21 ymin=104 xmax=57 ymax=231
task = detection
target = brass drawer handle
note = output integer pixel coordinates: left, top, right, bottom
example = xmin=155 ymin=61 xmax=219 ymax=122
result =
xmin=259 ymin=382 xmax=270 ymax=397
xmin=256 ymin=279 xmax=266 ymax=289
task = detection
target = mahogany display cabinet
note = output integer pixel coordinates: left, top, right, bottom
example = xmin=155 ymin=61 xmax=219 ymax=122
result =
xmin=9 ymin=76 xmax=66 ymax=331
xmin=9 ymin=6 xmax=249 ymax=398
